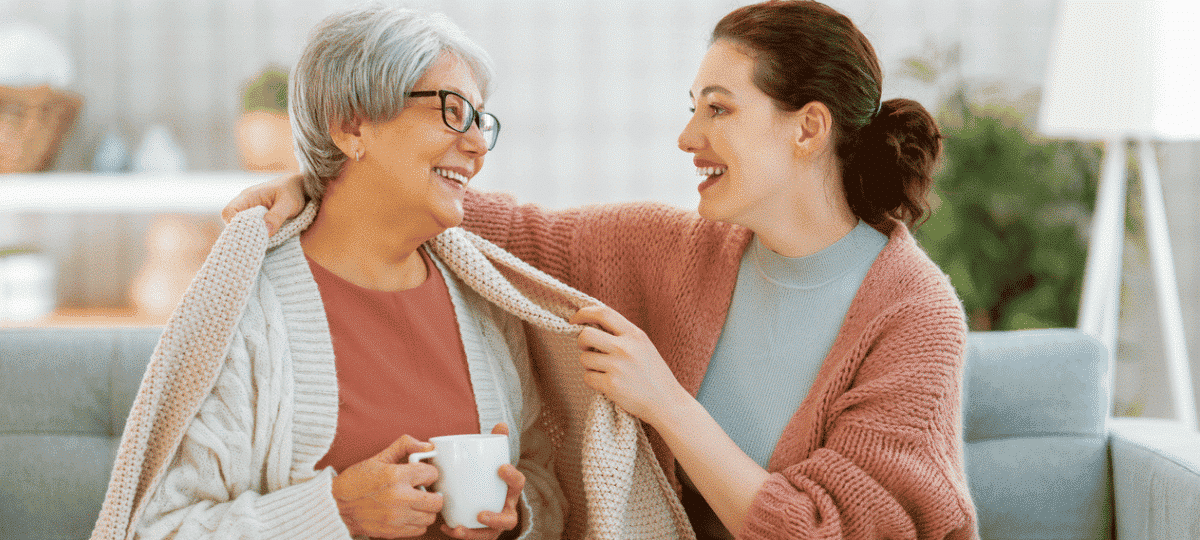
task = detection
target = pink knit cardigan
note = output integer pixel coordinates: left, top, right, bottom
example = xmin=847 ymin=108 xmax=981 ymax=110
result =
xmin=461 ymin=190 xmax=979 ymax=540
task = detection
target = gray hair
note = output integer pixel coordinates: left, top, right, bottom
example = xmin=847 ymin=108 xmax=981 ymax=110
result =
xmin=289 ymin=4 xmax=495 ymax=201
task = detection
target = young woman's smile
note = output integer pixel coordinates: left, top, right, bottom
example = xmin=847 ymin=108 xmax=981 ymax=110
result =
xmin=694 ymin=158 xmax=728 ymax=193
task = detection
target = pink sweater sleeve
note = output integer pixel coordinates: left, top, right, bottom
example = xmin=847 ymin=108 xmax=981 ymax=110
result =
xmin=740 ymin=253 xmax=976 ymax=539
xmin=460 ymin=190 xmax=747 ymax=350
xmin=460 ymin=188 xmax=582 ymax=286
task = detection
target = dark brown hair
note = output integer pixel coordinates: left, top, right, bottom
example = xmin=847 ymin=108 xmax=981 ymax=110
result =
xmin=713 ymin=0 xmax=940 ymax=228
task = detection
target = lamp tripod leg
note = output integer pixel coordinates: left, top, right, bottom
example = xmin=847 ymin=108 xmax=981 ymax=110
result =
xmin=1078 ymin=137 xmax=1128 ymax=362
xmin=1137 ymin=139 xmax=1197 ymax=429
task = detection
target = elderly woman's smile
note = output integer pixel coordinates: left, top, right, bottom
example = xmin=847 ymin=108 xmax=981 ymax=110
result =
xmin=433 ymin=167 xmax=471 ymax=186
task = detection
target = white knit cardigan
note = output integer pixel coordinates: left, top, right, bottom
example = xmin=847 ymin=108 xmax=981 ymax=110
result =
xmin=91 ymin=203 xmax=695 ymax=540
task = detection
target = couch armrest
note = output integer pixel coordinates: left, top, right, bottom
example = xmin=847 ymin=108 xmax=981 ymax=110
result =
xmin=1109 ymin=417 xmax=1200 ymax=540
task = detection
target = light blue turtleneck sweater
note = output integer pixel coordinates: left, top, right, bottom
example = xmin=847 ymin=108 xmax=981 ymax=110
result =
xmin=696 ymin=220 xmax=888 ymax=468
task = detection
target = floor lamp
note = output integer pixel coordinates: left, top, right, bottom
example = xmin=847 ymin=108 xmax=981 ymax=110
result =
xmin=1038 ymin=0 xmax=1199 ymax=429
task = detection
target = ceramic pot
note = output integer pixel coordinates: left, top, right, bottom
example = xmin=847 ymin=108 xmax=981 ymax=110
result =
xmin=235 ymin=110 xmax=298 ymax=172
xmin=129 ymin=215 xmax=220 ymax=319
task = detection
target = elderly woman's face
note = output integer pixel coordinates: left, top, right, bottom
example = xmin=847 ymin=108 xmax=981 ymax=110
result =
xmin=348 ymin=53 xmax=488 ymax=231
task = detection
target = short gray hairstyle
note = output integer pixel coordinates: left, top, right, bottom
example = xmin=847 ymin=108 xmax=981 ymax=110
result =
xmin=289 ymin=3 xmax=495 ymax=201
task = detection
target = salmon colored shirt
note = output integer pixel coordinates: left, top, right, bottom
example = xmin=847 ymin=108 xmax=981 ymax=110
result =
xmin=310 ymin=247 xmax=479 ymax=474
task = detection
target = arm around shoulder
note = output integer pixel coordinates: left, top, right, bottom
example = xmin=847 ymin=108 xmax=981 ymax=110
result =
xmin=460 ymin=189 xmax=584 ymax=284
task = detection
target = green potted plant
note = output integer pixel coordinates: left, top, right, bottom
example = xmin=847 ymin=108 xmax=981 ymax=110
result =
xmin=902 ymin=50 xmax=1105 ymax=331
xmin=235 ymin=65 xmax=298 ymax=172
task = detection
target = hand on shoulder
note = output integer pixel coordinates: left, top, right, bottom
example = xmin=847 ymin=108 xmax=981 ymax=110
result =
xmin=222 ymin=173 xmax=307 ymax=237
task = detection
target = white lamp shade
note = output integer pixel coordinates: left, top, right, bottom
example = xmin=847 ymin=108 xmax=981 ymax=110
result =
xmin=1039 ymin=0 xmax=1200 ymax=140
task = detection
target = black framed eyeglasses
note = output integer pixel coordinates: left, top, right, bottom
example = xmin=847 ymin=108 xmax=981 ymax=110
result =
xmin=408 ymin=90 xmax=501 ymax=150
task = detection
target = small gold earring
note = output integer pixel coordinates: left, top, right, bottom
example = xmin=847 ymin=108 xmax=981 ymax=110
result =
xmin=355 ymin=148 xmax=362 ymax=162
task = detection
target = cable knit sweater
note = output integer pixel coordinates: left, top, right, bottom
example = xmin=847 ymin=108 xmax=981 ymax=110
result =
xmin=92 ymin=203 xmax=696 ymax=540
xmin=460 ymin=190 xmax=979 ymax=540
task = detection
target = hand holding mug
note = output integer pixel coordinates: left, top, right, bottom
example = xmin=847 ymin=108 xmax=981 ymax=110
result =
xmin=415 ymin=424 xmax=524 ymax=540
xmin=331 ymin=434 xmax=444 ymax=538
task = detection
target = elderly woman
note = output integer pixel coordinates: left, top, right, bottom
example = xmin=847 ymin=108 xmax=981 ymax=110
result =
xmin=91 ymin=6 xmax=566 ymax=540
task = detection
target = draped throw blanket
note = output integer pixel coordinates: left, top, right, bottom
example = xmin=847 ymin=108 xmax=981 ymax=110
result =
xmin=90 ymin=203 xmax=695 ymax=540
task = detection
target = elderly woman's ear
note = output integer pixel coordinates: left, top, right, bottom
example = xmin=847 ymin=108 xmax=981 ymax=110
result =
xmin=330 ymin=116 xmax=366 ymax=162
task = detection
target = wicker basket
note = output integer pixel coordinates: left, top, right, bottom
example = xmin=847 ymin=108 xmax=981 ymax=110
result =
xmin=0 ymin=84 xmax=82 ymax=173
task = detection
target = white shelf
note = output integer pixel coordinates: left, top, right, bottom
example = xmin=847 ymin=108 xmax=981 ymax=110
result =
xmin=1 ymin=171 xmax=281 ymax=213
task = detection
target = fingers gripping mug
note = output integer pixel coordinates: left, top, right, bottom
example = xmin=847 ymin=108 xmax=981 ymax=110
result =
xmin=408 ymin=434 xmax=510 ymax=529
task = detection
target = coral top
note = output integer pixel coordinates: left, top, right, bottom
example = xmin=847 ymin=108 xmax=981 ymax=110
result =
xmin=310 ymin=247 xmax=479 ymax=473
xmin=461 ymin=190 xmax=979 ymax=540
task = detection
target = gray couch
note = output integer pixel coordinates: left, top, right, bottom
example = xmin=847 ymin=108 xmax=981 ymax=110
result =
xmin=963 ymin=330 xmax=1200 ymax=539
xmin=3 ymin=326 xmax=1199 ymax=539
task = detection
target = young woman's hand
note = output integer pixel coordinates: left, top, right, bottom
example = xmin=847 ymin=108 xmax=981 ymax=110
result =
xmin=441 ymin=423 xmax=525 ymax=540
xmin=331 ymin=435 xmax=443 ymax=538
xmin=221 ymin=173 xmax=307 ymax=236
xmin=570 ymin=305 xmax=690 ymax=427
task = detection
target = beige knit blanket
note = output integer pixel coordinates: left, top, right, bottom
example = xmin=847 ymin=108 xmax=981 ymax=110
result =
xmin=91 ymin=204 xmax=694 ymax=540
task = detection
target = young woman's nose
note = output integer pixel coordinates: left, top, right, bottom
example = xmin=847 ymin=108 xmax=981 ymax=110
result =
xmin=677 ymin=115 xmax=703 ymax=153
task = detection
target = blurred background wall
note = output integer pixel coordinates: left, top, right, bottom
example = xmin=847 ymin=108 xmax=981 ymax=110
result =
xmin=2 ymin=0 xmax=1197 ymax=420
xmin=4 ymin=0 xmax=1064 ymax=206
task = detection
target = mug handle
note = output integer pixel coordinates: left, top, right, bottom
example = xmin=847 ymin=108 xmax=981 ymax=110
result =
xmin=408 ymin=450 xmax=438 ymax=492
xmin=408 ymin=450 xmax=437 ymax=463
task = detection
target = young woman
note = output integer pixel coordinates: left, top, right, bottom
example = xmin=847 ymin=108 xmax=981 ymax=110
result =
xmin=226 ymin=2 xmax=977 ymax=538
xmin=94 ymin=6 xmax=567 ymax=540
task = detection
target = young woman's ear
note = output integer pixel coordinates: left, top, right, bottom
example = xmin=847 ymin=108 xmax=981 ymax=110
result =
xmin=793 ymin=101 xmax=833 ymax=157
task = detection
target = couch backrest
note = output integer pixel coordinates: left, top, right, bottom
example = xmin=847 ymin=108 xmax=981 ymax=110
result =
xmin=963 ymin=328 xmax=1111 ymax=540
xmin=2 ymin=326 xmax=1115 ymax=540
xmin=0 ymin=326 xmax=161 ymax=540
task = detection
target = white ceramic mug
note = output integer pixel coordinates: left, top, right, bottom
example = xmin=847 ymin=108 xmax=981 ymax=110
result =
xmin=407 ymin=433 xmax=509 ymax=529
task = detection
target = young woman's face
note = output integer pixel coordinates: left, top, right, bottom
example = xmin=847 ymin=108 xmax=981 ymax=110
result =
xmin=347 ymin=53 xmax=489 ymax=231
xmin=678 ymin=39 xmax=803 ymax=228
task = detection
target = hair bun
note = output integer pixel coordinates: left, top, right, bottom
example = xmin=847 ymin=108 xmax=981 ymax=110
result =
xmin=845 ymin=98 xmax=941 ymax=228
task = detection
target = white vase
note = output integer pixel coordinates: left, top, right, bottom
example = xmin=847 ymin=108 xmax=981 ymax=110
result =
xmin=0 ymin=250 xmax=56 ymax=322
xmin=132 ymin=124 xmax=187 ymax=173
xmin=92 ymin=129 xmax=130 ymax=172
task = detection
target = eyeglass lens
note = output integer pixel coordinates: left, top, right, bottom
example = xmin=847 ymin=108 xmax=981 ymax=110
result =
xmin=441 ymin=92 xmax=499 ymax=149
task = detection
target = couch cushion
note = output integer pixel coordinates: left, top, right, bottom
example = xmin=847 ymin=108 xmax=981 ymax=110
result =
xmin=0 ymin=327 xmax=160 ymax=437
xmin=0 ymin=327 xmax=160 ymax=540
xmin=967 ymin=436 xmax=1111 ymax=540
xmin=963 ymin=329 xmax=1111 ymax=540
xmin=963 ymin=329 xmax=1108 ymax=442
xmin=0 ymin=434 xmax=120 ymax=540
